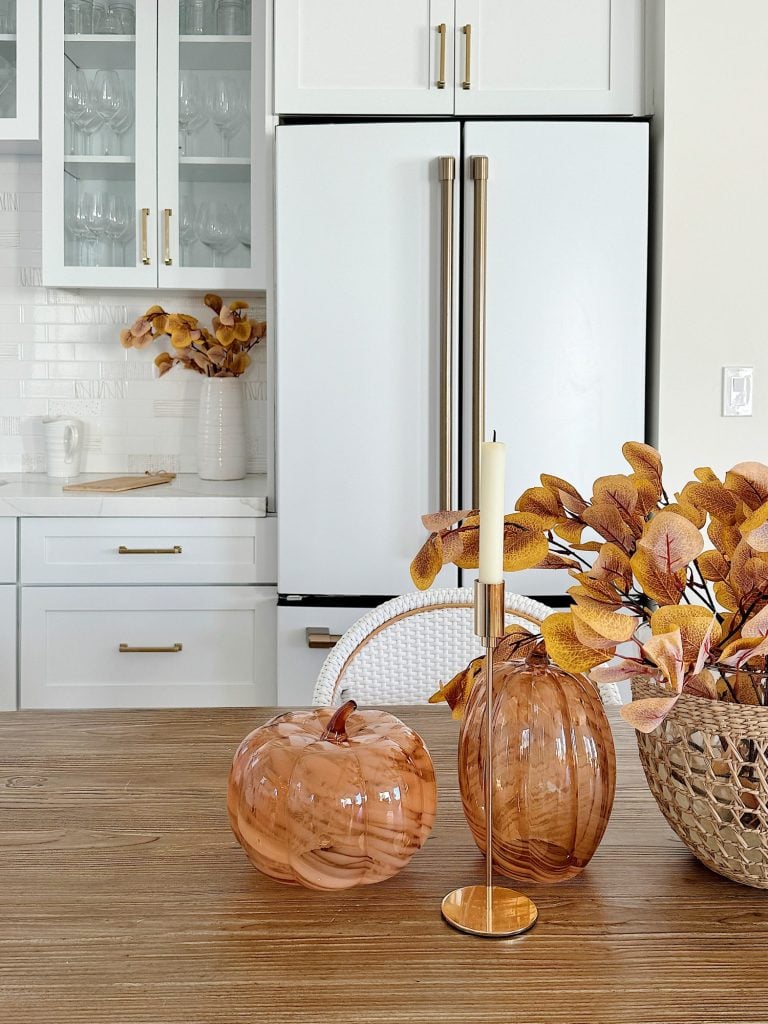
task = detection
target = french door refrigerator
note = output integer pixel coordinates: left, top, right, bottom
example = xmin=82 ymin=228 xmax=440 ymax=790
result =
xmin=275 ymin=120 xmax=648 ymax=703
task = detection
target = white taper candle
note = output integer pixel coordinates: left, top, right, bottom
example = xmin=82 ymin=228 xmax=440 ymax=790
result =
xmin=478 ymin=438 xmax=506 ymax=584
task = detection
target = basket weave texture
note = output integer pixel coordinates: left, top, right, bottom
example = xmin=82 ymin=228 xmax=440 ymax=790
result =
xmin=633 ymin=678 xmax=768 ymax=888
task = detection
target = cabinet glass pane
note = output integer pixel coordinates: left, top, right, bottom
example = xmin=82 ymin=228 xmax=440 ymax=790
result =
xmin=63 ymin=1 xmax=137 ymax=267
xmin=177 ymin=0 xmax=252 ymax=269
xmin=0 ymin=1 xmax=17 ymax=122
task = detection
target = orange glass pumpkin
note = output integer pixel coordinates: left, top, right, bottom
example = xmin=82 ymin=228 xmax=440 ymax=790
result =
xmin=227 ymin=701 xmax=437 ymax=891
xmin=459 ymin=649 xmax=616 ymax=883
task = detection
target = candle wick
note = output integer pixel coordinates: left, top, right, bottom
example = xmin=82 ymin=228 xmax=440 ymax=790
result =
xmin=492 ymin=429 xmax=497 ymax=442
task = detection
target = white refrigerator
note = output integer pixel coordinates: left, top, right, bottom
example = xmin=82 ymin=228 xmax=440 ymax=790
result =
xmin=275 ymin=120 xmax=648 ymax=703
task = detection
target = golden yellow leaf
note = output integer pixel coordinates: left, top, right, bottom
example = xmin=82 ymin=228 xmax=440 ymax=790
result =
xmin=234 ymin=320 xmax=251 ymax=342
xmin=630 ymin=547 xmax=686 ymax=606
xmin=741 ymin=501 xmax=768 ymax=552
xmin=204 ymin=293 xmax=223 ymax=313
xmin=684 ymin=481 xmax=739 ymax=524
xmin=591 ymin=474 xmax=638 ymax=518
xmin=732 ymin=670 xmax=762 ymax=706
xmin=622 ymin=442 xmax=663 ymax=496
xmin=634 ymin=476 xmax=662 ymax=517
xmin=664 ymin=500 xmax=706 ymax=529
xmin=429 ymin=656 xmax=483 ymax=718
xmin=410 ymin=533 xmax=443 ymax=590
xmin=442 ymin=525 xmax=478 ymax=568
xmin=693 ymin=467 xmax=720 ymax=483
xmin=552 ymin=518 xmax=585 ymax=545
xmin=540 ymin=612 xmax=611 ymax=673
xmin=216 ymin=326 xmax=235 ymax=347
xmin=643 ymin=629 xmax=685 ymax=691
xmin=713 ymin=581 xmax=739 ymax=612
xmin=515 ymin=486 xmax=561 ymax=527
xmin=582 ymin=502 xmax=637 ymax=552
xmin=170 ymin=328 xmax=192 ymax=349
xmin=683 ymin=669 xmax=718 ymax=700
xmin=708 ymin=518 xmax=742 ymax=558
xmin=503 ymin=514 xmax=549 ymax=572
xmin=621 ymin=696 xmax=679 ymax=733
xmin=650 ymin=606 xmax=721 ymax=662
xmin=573 ymin=615 xmax=620 ymax=652
xmin=637 ymin=510 xmax=704 ymax=574
xmin=591 ymin=542 xmax=633 ymax=592
xmin=540 ymin=475 xmax=587 ymax=514
xmin=230 ymin=299 xmax=250 ymax=311
xmin=572 ymin=604 xmax=639 ymax=643
xmin=697 ymin=549 xmax=730 ymax=583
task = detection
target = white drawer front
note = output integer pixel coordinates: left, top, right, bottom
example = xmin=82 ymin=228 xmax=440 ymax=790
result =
xmin=277 ymin=603 xmax=373 ymax=706
xmin=21 ymin=586 xmax=276 ymax=709
xmin=0 ymin=586 xmax=16 ymax=710
xmin=0 ymin=520 xmax=16 ymax=583
xmin=20 ymin=518 xmax=276 ymax=585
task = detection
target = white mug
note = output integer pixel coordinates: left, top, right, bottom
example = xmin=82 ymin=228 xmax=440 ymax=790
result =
xmin=43 ymin=417 xmax=83 ymax=478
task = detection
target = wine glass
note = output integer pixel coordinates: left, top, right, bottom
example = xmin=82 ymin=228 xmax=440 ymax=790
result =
xmin=92 ymin=69 xmax=122 ymax=155
xmin=111 ymin=83 xmax=134 ymax=156
xmin=65 ymin=194 xmax=92 ymax=265
xmin=207 ymin=78 xmax=243 ymax=157
xmin=76 ymin=75 xmax=104 ymax=155
xmin=236 ymin=202 xmax=250 ymax=248
xmin=99 ymin=4 xmax=122 ymax=34
xmin=83 ymin=190 xmax=109 ymax=264
xmin=195 ymin=201 xmax=237 ymax=267
xmin=179 ymin=200 xmax=198 ymax=265
xmin=178 ymin=72 xmax=204 ymax=157
xmin=64 ymin=64 xmax=87 ymax=155
xmin=105 ymin=192 xmax=128 ymax=265
xmin=118 ymin=201 xmax=136 ymax=264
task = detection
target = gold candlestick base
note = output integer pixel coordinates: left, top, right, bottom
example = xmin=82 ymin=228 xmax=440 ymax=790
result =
xmin=441 ymin=885 xmax=538 ymax=938
xmin=442 ymin=579 xmax=538 ymax=939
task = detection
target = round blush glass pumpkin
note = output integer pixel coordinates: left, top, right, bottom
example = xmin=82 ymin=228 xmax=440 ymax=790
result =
xmin=227 ymin=700 xmax=438 ymax=890
xmin=459 ymin=649 xmax=616 ymax=883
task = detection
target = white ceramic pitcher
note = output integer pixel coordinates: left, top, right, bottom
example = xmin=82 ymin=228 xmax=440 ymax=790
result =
xmin=43 ymin=417 xmax=83 ymax=478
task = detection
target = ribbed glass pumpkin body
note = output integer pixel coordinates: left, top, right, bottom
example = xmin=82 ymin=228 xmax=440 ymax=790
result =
xmin=227 ymin=702 xmax=437 ymax=891
xmin=459 ymin=653 xmax=616 ymax=883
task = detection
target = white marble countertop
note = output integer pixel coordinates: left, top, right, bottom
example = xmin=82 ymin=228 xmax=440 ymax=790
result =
xmin=0 ymin=474 xmax=269 ymax=517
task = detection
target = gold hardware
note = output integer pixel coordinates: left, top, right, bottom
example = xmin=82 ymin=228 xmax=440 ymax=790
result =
xmin=306 ymin=627 xmax=342 ymax=650
xmin=118 ymin=545 xmax=182 ymax=555
xmin=163 ymin=208 xmax=173 ymax=265
xmin=470 ymin=155 xmax=488 ymax=506
xmin=462 ymin=24 xmax=472 ymax=89
xmin=119 ymin=643 xmax=183 ymax=653
xmin=436 ymin=23 xmax=447 ymax=88
xmin=438 ymin=156 xmax=455 ymax=511
xmin=140 ymin=207 xmax=150 ymax=265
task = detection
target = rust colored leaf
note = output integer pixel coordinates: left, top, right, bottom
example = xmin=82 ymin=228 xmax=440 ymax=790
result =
xmin=732 ymin=670 xmax=762 ymax=706
xmin=496 ymin=624 xmax=541 ymax=662
xmin=582 ymin=502 xmax=637 ymax=552
xmin=591 ymin=542 xmax=633 ymax=592
xmin=572 ymin=604 xmax=639 ymax=643
xmin=540 ymin=612 xmax=612 ymax=673
xmin=713 ymin=581 xmax=739 ymax=612
xmin=621 ymin=696 xmax=679 ymax=733
xmin=741 ymin=501 xmax=768 ymax=552
xmin=410 ymin=533 xmax=443 ymax=590
xmin=664 ymin=500 xmax=706 ymax=529
xmin=742 ymin=605 xmax=768 ymax=638
xmin=590 ymin=659 xmax=656 ymax=684
xmin=503 ymin=514 xmax=549 ymax=572
xmin=429 ymin=656 xmax=483 ymax=719
xmin=631 ymin=547 xmax=686 ymax=606
xmin=515 ymin=486 xmax=562 ymax=527
xmin=421 ymin=509 xmax=472 ymax=534
xmin=637 ymin=510 xmax=704 ymax=574
xmin=634 ymin=476 xmax=662 ymax=517
xmin=697 ymin=549 xmax=730 ymax=583
xmin=685 ymin=481 xmax=740 ymax=524
xmin=622 ymin=442 xmax=663 ymax=497
xmin=552 ymin=517 xmax=585 ymax=545
xmin=708 ymin=518 xmax=742 ymax=558
xmin=725 ymin=462 xmax=768 ymax=511
xmin=592 ymin=473 xmax=639 ymax=518
xmin=540 ymin=475 xmax=588 ymax=515
xmin=693 ymin=467 xmax=720 ymax=484
xmin=536 ymin=553 xmax=582 ymax=571
xmin=643 ymin=629 xmax=685 ymax=692
xmin=650 ymin=606 xmax=721 ymax=663
xmin=204 ymin=293 xmax=223 ymax=313
xmin=683 ymin=669 xmax=718 ymax=700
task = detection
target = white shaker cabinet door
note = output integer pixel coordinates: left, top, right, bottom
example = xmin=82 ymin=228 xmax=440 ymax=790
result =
xmin=20 ymin=586 xmax=276 ymax=709
xmin=0 ymin=519 xmax=15 ymax=583
xmin=276 ymin=122 xmax=461 ymax=596
xmin=274 ymin=0 xmax=454 ymax=114
xmin=454 ymin=0 xmax=643 ymax=115
xmin=0 ymin=586 xmax=16 ymax=711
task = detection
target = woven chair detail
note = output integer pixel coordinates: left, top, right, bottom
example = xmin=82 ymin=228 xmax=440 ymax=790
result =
xmin=312 ymin=588 xmax=622 ymax=708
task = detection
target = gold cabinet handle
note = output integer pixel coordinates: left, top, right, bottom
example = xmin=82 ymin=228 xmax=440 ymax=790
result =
xmin=119 ymin=643 xmax=183 ymax=653
xmin=140 ymin=207 xmax=151 ymax=265
xmin=438 ymin=156 xmax=455 ymax=511
xmin=306 ymin=627 xmax=342 ymax=650
xmin=118 ymin=545 xmax=182 ymax=555
xmin=436 ymin=23 xmax=447 ymax=88
xmin=470 ymin=155 xmax=489 ymax=506
xmin=462 ymin=24 xmax=472 ymax=89
xmin=163 ymin=208 xmax=173 ymax=265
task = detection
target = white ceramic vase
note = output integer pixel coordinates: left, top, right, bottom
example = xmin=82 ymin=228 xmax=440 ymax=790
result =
xmin=197 ymin=377 xmax=247 ymax=481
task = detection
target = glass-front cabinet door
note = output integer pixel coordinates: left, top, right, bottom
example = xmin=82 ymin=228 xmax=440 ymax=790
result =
xmin=42 ymin=0 xmax=158 ymax=286
xmin=0 ymin=1 xmax=39 ymax=140
xmin=156 ymin=0 xmax=265 ymax=290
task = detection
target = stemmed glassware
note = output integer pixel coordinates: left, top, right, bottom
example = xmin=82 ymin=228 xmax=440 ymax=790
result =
xmin=92 ymin=69 xmax=122 ymax=156
xmin=65 ymin=194 xmax=92 ymax=265
xmin=110 ymin=84 xmax=134 ymax=155
xmin=64 ymin=64 xmax=86 ymax=155
xmin=178 ymin=72 xmax=206 ymax=157
xmin=83 ymin=190 xmax=108 ymax=264
xmin=179 ymin=200 xmax=198 ymax=265
xmin=196 ymin=200 xmax=237 ymax=266
xmin=236 ymin=202 xmax=250 ymax=248
xmin=208 ymin=77 xmax=244 ymax=157
xmin=105 ymin=193 xmax=129 ymax=264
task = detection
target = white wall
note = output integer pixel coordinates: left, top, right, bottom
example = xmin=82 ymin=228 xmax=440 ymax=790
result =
xmin=655 ymin=0 xmax=768 ymax=490
xmin=0 ymin=155 xmax=268 ymax=474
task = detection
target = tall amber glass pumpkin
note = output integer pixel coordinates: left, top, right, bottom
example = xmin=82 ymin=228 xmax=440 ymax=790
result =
xmin=227 ymin=701 xmax=437 ymax=891
xmin=459 ymin=649 xmax=616 ymax=883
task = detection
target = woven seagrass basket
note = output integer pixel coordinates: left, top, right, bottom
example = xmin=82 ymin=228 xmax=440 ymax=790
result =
xmin=633 ymin=678 xmax=768 ymax=888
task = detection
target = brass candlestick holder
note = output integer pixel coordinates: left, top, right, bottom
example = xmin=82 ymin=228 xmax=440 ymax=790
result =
xmin=441 ymin=579 xmax=538 ymax=938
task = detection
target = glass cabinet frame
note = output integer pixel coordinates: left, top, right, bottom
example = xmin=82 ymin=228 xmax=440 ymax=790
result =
xmin=0 ymin=1 xmax=40 ymax=141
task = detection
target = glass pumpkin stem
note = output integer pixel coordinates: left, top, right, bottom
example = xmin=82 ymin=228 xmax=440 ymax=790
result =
xmin=321 ymin=700 xmax=357 ymax=743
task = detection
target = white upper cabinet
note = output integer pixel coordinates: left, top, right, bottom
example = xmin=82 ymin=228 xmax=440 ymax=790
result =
xmin=274 ymin=0 xmax=455 ymax=115
xmin=42 ymin=0 xmax=267 ymax=289
xmin=454 ymin=0 xmax=644 ymax=115
xmin=0 ymin=2 xmax=39 ymax=141
xmin=273 ymin=0 xmax=643 ymax=116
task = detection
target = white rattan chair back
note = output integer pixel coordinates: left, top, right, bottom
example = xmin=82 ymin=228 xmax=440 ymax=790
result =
xmin=313 ymin=588 xmax=622 ymax=707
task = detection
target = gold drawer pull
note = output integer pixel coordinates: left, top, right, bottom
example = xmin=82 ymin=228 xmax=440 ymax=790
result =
xmin=462 ymin=24 xmax=472 ymax=89
xmin=436 ymin=23 xmax=447 ymax=88
xmin=140 ymin=207 xmax=151 ymax=265
xmin=306 ymin=627 xmax=342 ymax=650
xmin=163 ymin=207 xmax=173 ymax=265
xmin=119 ymin=643 xmax=183 ymax=654
xmin=118 ymin=545 xmax=182 ymax=555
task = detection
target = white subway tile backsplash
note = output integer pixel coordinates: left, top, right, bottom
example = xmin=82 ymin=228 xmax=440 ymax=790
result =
xmin=0 ymin=156 xmax=269 ymax=475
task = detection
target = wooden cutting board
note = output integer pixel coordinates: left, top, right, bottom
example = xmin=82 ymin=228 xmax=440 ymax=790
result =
xmin=63 ymin=473 xmax=176 ymax=493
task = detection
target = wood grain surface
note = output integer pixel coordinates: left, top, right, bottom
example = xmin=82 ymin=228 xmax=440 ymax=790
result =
xmin=0 ymin=706 xmax=766 ymax=1024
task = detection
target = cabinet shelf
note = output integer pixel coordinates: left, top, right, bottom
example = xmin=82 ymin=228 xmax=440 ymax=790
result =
xmin=64 ymin=35 xmax=135 ymax=69
xmin=179 ymin=157 xmax=250 ymax=183
xmin=0 ymin=37 xmax=15 ymax=62
xmin=64 ymin=156 xmax=135 ymax=182
xmin=179 ymin=36 xmax=251 ymax=71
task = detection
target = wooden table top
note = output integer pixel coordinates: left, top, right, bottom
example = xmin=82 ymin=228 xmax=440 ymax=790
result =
xmin=1 ymin=705 xmax=766 ymax=1024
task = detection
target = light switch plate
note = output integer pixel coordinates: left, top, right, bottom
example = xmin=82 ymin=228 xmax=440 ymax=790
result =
xmin=723 ymin=366 xmax=753 ymax=416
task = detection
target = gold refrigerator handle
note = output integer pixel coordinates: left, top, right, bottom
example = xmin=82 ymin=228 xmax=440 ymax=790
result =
xmin=462 ymin=24 xmax=472 ymax=89
xmin=140 ymin=207 xmax=151 ymax=265
xmin=438 ymin=156 xmax=455 ymax=512
xmin=471 ymin=155 xmax=488 ymax=508
xmin=436 ymin=23 xmax=447 ymax=88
